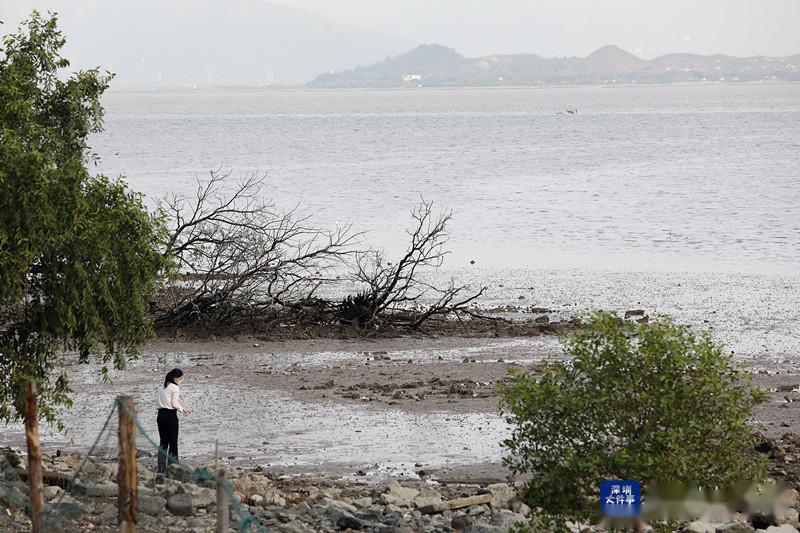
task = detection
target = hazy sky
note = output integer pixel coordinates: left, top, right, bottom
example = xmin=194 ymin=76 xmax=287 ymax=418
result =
xmin=3 ymin=0 xmax=799 ymax=59
xmin=271 ymin=0 xmax=800 ymax=58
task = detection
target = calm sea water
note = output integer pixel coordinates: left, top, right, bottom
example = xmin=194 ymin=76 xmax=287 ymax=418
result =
xmin=91 ymin=84 xmax=800 ymax=359
xmin=93 ymin=84 xmax=800 ymax=273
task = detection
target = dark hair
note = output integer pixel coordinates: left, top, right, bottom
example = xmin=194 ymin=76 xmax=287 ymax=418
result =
xmin=164 ymin=368 xmax=184 ymax=388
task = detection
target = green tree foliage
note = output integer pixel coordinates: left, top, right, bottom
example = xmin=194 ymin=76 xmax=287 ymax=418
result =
xmin=0 ymin=12 xmax=168 ymax=424
xmin=499 ymin=312 xmax=767 ymax=522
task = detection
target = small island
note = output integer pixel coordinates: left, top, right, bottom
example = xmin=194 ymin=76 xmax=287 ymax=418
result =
xmin=309 ymin=43 xmax=800 ymax=88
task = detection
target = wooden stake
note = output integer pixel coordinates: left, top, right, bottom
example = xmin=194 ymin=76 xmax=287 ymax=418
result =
xmin=24 ymin=381 xmax=44 ymax=533
xmin=117 ymin=396 xmax=138 ymax=533
xmin=216 ymin=468 xmax=229 ymax=533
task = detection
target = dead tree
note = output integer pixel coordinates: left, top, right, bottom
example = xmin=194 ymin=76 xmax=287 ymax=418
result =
xmin=343 ymin=199 xmax=485 ymax=330
xmin=156 ymin=170 xmax=356 ymax=329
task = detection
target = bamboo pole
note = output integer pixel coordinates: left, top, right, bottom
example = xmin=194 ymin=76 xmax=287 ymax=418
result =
xmin=24 ymin=381 xmax=44 ymax=533
xmin=117 ymin=396 xmax=138 ymax=533
xmin=216 ymin=468 xmax=229 ymax=533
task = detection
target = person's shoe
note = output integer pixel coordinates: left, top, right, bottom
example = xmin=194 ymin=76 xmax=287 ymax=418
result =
xmin=154 ymin=473 xmax=165 ymax=485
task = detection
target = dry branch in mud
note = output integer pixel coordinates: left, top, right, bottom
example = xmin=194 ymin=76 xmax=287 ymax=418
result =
xmin=341 ymin=199 xmax=486 ymax=330
xmin=155 ymin=170 xmax=357 ymax=329
xmin=153 ymin=172 xmax=485 ymax=336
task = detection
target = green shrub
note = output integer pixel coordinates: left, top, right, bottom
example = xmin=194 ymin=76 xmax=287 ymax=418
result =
xmin=498 ymin=311 xmax=767 ymax=522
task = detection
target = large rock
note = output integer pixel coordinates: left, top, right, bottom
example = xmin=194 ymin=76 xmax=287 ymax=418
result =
xmin=766 ymin=526 xmax=800 ymax=533
xmin=337 ymin=512 xmax=366 ymax=530
xmin=464 ymin=525 xmax=503 ymax=533
xmin=263 ymin=490 xmax=287 ymax=507
xmin=177 ymin=483 xmax=215 ymax=508
xmin=778 ymin=507 xmax=800 ymax=526
xmin=42 ymin=485 xmax=63 ymax=500
xmin=383 ymin=480 xmax=419 ymax=507
xmin=83 ymin=482 xmax=118 ymax=497
xmin=715 ymin=522 xmax=755 ymax=532
xmin=54 ymin=495 xmax=84 ymax=520
xmin=487 ymin=484 xmax=517 ymax=510
xmin=452 ymin=513 xmax=474 ymax=529
xmin=167 ymin=493 xmax=195 ymax=516
xmin=685 ymin=522 xmax=720 ymax=533
xmin=0 ymin=447 xmax=21 ymax=468
xmin=779 ymin=489 xmax=800 ymax=509
xmin=280 ymin=521 xmax=314 ymax=533
xmin=491 ymin=511 xmax=528 ymax=531
xmin=414 ymin=495 xmax=443 ymax=509
xmin=320 ymin=497 xmax=357 ymax=515
xmin=291 ymin=501 xmax=312 ymax=515
xmin=232 ymin=475 xmax=273 ymax=498
xmin=139 ymin=495 xmax=167 ymax=516
xmin=167 ymin=488 xmax=215 ymax=517
xmin=351 ymin=497 xmax=374 ymax=509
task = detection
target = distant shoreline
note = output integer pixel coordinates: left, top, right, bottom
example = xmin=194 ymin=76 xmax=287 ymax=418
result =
xmin=104 ymin=79 xmax=800 ymax=95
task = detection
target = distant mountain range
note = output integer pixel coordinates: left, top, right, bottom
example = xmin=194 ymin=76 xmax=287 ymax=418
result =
xmin=309 ymin=44 xmax=800 ymax=88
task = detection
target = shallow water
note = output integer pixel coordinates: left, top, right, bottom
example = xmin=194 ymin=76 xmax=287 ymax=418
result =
xmin=0 ymin=341 xmax=525 ymax=475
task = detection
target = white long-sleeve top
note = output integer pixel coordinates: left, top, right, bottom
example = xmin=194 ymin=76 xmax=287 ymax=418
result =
xmin=157 ymin=383 xmax=186 ymax=412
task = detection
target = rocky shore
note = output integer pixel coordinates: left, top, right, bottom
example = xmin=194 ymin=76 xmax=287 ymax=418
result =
xmin=5 ymin=432 xmax=800 ymax=532
xmin=0 ymin=447 xmax=529 ymax=532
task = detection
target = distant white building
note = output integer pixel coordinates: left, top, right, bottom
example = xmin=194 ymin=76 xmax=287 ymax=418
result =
xmin=402 ymin=74 xmax=422 ymax=82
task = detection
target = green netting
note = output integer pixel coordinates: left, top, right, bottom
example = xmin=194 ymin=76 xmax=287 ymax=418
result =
xmin=116 ymin=397 xmax=268 ymax=532
xmin=0 ymin=398 xmax=268 ymax=531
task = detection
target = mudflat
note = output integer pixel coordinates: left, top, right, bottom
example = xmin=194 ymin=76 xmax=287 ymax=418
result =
xmin=2 ymin=334 xmax=797 ymax=484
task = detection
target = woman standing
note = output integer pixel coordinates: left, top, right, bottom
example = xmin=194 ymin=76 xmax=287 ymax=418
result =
xmin=156 ymin=368 xmax=189 ymax=476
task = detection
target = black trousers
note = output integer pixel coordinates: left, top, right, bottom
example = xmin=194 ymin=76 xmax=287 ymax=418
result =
xmin=156 ymin=408 xmax=179 ymax=474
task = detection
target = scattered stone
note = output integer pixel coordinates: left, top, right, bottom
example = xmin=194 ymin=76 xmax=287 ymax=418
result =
xmin=624 ymin=309 xmax=646 ymax=318
xmin=0 ymin=447 xmax=21 ymax=468
xmin=336 ymin=511 xmax=365 ymax=529
xmin=452 ymin=513 xmax=474 ymax=529
xmin=684 ymin=521 xmax=718 ymax=533
xmin=511 ymin=501 xmax=531 ymax=515
xmin=177 ymin=484 xmax=216 ymax=508
xmin=82 ymin=482 xmax=118 ymax=498
xmin=414 ymin=495 xmax=443 ymax=509
xmin=167 ymin=493 xmax=195 ymax=516
xmin=490 ymin=511 xmax=527 ymax=530
xmin=43 ymin=485 xmax=63 ymax=500
xmin=780 ymin=489 xmax=800 ymax=509
xmin=291 ymin=501 xmax=312 ymax=515
xmin=778 ymin=507 xmax=800 ymax=526
xmin=766 ymin=526 xmax=800 ymax=533
xmin=420 ymin=494 xmax=493 ymax=514
xmin=487 ymin=483 xmax=516 ymax=509
xmin=351 ymin=497 xmax=373 ymax=509
xmin=715 ymin=522 xmax=755 ymax=532
xmin=138 ymin=495 xmax=167 ymax=516
xmin=382 ymin=480 xmax=419 ymax=507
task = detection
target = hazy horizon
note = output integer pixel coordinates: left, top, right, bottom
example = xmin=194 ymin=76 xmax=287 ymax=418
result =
xmin=2 ymin=0 xmax=799 ymax=86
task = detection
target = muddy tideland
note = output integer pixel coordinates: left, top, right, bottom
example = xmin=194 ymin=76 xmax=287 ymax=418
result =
xmin=3 ymin=330 xmax=800 ymax=486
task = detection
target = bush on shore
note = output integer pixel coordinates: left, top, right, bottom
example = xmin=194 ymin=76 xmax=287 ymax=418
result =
xmin=498 ymin=311 xmax=768 ymax=524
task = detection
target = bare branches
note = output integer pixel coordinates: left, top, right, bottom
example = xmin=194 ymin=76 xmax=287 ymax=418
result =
xmin=345 ymin=198 xmax=485 ymax=330
xmin=155 ymin=170 xmax=357 ymax=328
xmin=154 ymin=173 xmax=485 ymax=335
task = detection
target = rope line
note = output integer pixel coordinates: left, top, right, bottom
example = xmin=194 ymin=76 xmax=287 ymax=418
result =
xmin=44 ymin=402 xmax=118 ymax=526
xmin=3 ymin=398 xmax=268 ymax=531
xmin=115 ymin=398 xmax=267 ymax=532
